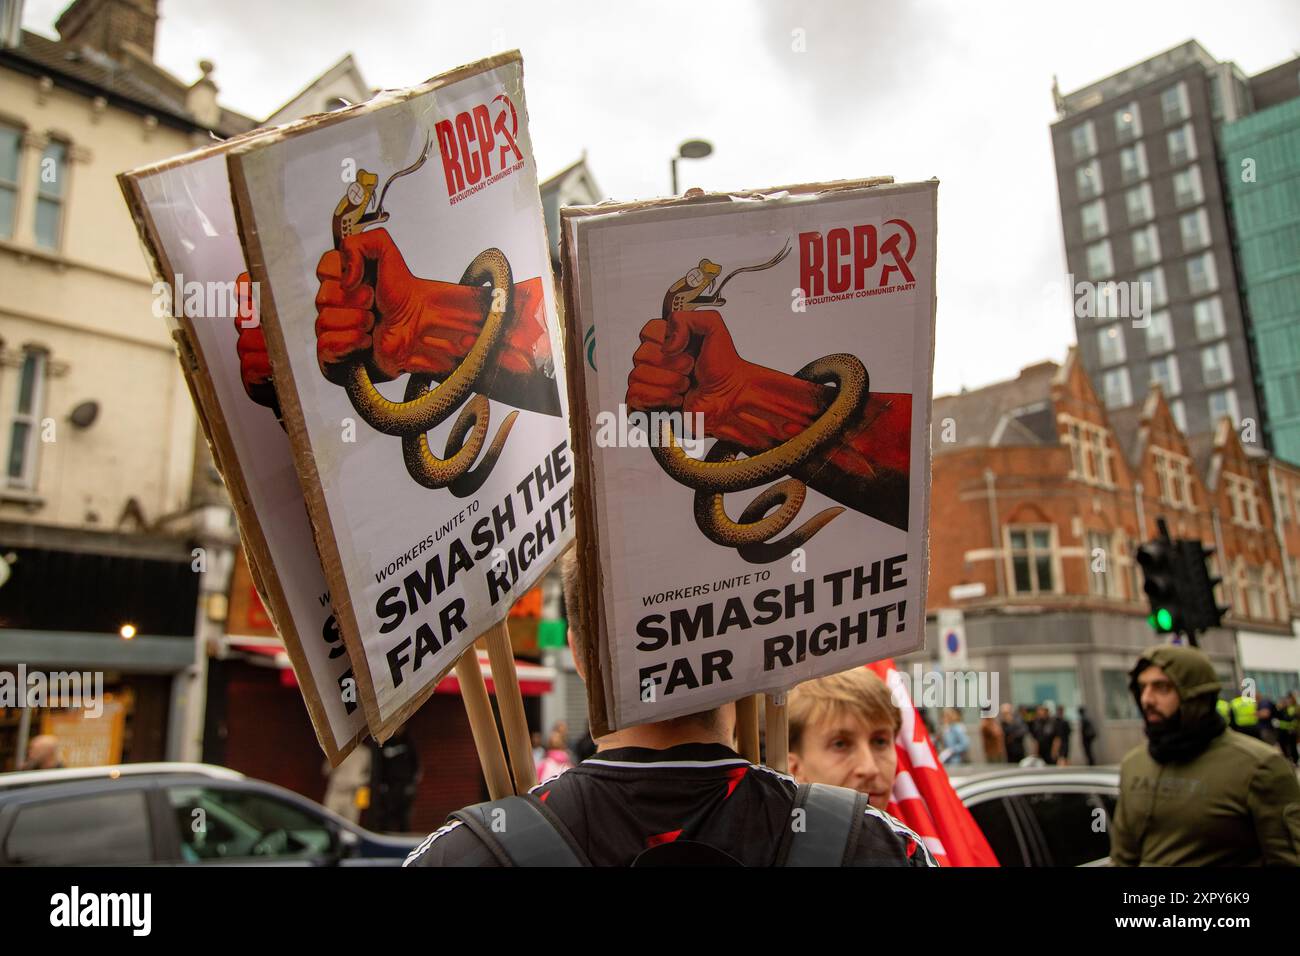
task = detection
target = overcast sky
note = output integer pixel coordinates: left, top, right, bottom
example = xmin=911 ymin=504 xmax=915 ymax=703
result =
xmin=23 ymin=0 xmax=1300 ymax=396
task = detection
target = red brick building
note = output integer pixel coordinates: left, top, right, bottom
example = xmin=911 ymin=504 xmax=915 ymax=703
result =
xmin=920 ymin=350 xmax=1299 ymax=763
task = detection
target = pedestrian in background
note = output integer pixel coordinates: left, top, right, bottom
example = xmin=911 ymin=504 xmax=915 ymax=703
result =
xmin=1078 ymin=706 xmax=1098 ymax=766
xmin=1110 ymin=645 xmax=1300 ymax=866
xmin=23 ymin=735 xmax=63 ymax=770
xmin=1276 ymin=693 xmax=1298 ymax=765
xmin=980 ymin=715 xmax=1004 ymax=764
xmin=999 ymin=703 xmax=1028 ymax=763
xmin=1054 ymin=704 xmax=1072 ymax=766
xmin=323 ymin=745 xmax=371 ymax=824
xmin=536 ymin=724 xmax=575 ymax=782
xmin=1031 ymin=703 xmax=1058 ymax=765
xmin=940 ymin=709 xmax=970 ymax=765
xmin=369 ymin=727 xmax=421 ymax=833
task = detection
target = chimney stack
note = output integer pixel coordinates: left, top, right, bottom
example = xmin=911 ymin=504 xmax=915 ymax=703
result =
xmin=56 ymin=0 xmax=159 ymax=61
xmin=0 ymin=0 xmax=23 ymax=49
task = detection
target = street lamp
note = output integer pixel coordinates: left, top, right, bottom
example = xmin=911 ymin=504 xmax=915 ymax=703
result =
xmin=671 ymin=139 xmax=713 ymax=195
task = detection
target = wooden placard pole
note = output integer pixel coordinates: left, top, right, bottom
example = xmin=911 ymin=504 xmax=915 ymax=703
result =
xmin=735 ymin=695 xmax=761 ymax=764
xmin=483 ymin=620 xmax=538 ymax=793
xmin=455 ymin=649 xmax=513 ymax=800
xmin=764 ymin=693 xmax=789 ymax=773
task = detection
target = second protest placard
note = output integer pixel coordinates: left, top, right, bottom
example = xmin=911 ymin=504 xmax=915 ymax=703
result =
xmin=562 ymin=180 xmax=937 ymax=734
xmin=228 ymin=52 xmax=574 ymax=740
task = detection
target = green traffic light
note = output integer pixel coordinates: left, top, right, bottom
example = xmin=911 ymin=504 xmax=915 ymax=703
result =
xmin=1156 ymin=608 xmax=1173 ymax=631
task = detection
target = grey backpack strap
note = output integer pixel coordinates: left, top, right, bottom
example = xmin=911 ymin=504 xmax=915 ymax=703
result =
xmin=776 ymin=783 xmax=867 ymax=867
xmin=450 ymin=795 xmax=589 ymax=867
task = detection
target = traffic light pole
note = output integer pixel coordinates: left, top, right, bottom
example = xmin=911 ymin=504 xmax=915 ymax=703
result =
xmin=1137 ymin=517 xmax=1227 ymax=648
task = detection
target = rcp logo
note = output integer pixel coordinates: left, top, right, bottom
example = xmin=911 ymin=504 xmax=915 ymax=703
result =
xmin=798 ymin=218 xmax=918 ymax=304
xmin=435 ymin=93 xmax=524 ymax=203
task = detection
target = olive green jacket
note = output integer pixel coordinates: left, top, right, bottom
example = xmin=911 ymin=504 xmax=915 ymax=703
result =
xmin=1110 ymin=645 xmax=1300 ymax=866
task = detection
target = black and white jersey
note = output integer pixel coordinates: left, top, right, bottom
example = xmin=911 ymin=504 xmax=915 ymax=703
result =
xmin=405 ymin=742 xmax=938 ymax=867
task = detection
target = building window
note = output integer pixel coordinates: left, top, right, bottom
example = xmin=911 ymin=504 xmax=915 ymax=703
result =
xmin=1170 ymin=399 xmax=1187 ymax=432
xmin=1062 ymin=416 xmax=1116 ymax=487
xmin=1145 ymin=310 xmax=1174 ymax=354
xmin=1224 ymin=473 xmax=1263 ymax=530
xmin=1149 ymin=354 xmax=1181 ymax=396
xmin=1208 ymin=388 xmax=1240 ymax=428
xmin=1172 ymin=166 xmax=1204 ymax=207
xmin=1119 ymin=142 xmax=1148 ymax=184
xmin=1007 ymin=527 xmax=1056 ymax=595
xmin=1265 ymin=565 xmax=1287 ymax=620
xmin=1166 ymin=124 xmax=1197 ymax=166
xmin=1244 ymin=566 xmax=1266 ymax=618
xmin=6 ymin=348 xmax=48 ymax=489
xmin=1087 ymin=530 xmax=1119 ymax=597
xmin=1070 ymin=120 xmax=1098 ymax=161
xmin=1114 ymin=102 xmax=1142 ymax=142
xmin=1131 ymin=223 xmax=1161 ymax=267
xmin=1103 ymin=670 xmax=1141 ymax=720
xmin=1123 ymin=536 xmax=1142 ymax=601
xmin=1153 ymin=448 xmax=1194 ymax=509
xmin=34 ymin=139 xmax=67 ymax=251
xmin=1137 ymin=266 xmax=1167 ymax=309
xmin=1161 ymin=81 xmax=1190 ymax=124
xmin=1097 ymin=324 xmax=1126 ymax=366
xmin=0 ymin=122 xmax=20 ymax=241
xmin=1085 ymin=239 xmax=1113 ymax=279
xmin=1125 ymin=183 xmax=1154 ymax=225
xmin=1102 ymin=367 xmax=1132 ymax=409
xmin=1179 ymin=208 xmax=1209 ymax=251
xmin=1193 ymin=296 xmax=1225 ymax=341
xmin=1186 ymin=252 xmax=1218 ymax=295
xmin=1080 ymin=199 xmax=1108 ymax=240
xmin=1201 ymin=342 xmax=1233 ymax=386
xmin=1076 ymin=159 xmax=1103 ymax=200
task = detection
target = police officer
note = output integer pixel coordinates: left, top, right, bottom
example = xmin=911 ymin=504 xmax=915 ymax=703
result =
xmin=1277 ymin=693 xmax=1298 ymax=765
xmin=1230 ymin=690 xmax=1260 ymax=739
xmin=1110 ymin=645 xmax=1300 ymax=866
xmin=404 ymin=548 xmax=939 ymax=868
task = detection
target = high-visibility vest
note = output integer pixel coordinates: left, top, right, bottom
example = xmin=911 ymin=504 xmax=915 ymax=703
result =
xmin=1231 ymin=696 xmax=1258 ymax=727
xmin=1216 ymin=698 xmax=1230 ymax=721
xmin=1277 ymin=704 xmax=1297 ymax=732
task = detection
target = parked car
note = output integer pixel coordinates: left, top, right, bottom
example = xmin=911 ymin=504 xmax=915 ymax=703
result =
xmin=0 ymin=763 xmax=419 ymax=866
xmin=950 ymin=765 xmax=1120 ymax=866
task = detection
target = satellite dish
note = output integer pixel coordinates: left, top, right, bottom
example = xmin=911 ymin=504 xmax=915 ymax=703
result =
xmin=68 ymin=400 xmax=99 ymax=429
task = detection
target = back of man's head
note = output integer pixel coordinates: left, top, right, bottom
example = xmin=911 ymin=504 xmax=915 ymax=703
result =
xmin=560 ymin=546 xmax=724 ymax=737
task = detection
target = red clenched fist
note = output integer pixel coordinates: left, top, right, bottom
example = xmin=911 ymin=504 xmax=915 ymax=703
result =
xmin=314 ymin=228 xmax=550 ymax=386
xmin=629 ymin=312 xmax=769 ymax=450
xmin=628 ymin=310 xmax=812 ymax=449
xmin=233 ymin=271 xmax=277 ymax=409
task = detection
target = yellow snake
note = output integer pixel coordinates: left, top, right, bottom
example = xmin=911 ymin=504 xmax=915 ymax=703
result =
xmin=650 ymin=248 xmax=868 ymax=562
xmin=652 ymin=353 xmax=867 ymax=562
xmin=340 ymin=244 xmax=516 ymax=494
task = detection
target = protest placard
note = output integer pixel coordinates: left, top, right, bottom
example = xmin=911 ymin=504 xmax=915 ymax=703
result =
xmin=227 ymin=52 xmax=574 ymax=743
xmin=561 ymin=179 xmax=937 ymax=735
xmin=120 ymin=136 xmax=368 ymax=765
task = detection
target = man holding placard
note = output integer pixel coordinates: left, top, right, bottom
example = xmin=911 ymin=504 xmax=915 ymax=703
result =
xmin=404 ymin=548 xmax=938 ymax=867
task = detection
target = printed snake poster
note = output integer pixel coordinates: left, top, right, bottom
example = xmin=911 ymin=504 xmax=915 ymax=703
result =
xmin=562 ymin=180 xmax=936 ymax=733
xmin=120 ymin=139 xmax=367 ymax=765
xmin=228 ymin=52 xmax=573 ymax=740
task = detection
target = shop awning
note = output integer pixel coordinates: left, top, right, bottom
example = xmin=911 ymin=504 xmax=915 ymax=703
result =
xmin=222 ymin=637 xmax=555 ymax=696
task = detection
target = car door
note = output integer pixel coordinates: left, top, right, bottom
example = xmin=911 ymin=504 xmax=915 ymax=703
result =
xmin=159 ymin=783 xmax=339 ymax=865
xmin=1015 ymin=790 xmax=1116 ymax=866
xmin=0 ymin=786 xmax=156 ymax=865
xmin=963 ymin=794 xmax=1032 ymax=866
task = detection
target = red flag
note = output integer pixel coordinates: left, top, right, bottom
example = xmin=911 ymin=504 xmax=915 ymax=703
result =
xmin=866 ymin=659 xmax=1000 ymax=866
